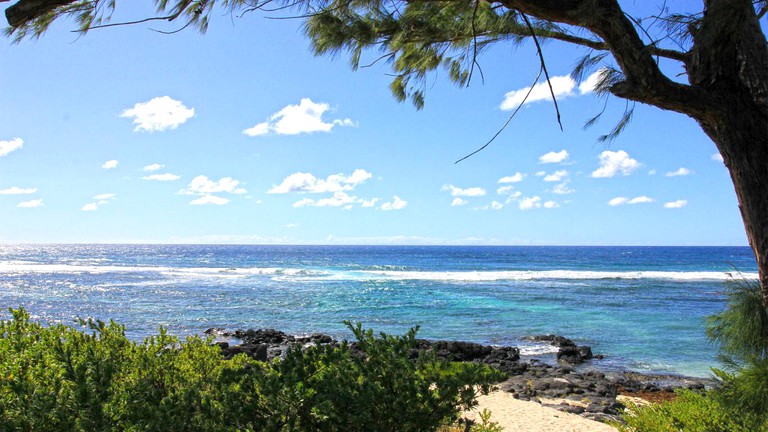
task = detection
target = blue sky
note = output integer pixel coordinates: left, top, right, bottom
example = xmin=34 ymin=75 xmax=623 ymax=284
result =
xmin=0 ymin=2 xmax=752 ymax=245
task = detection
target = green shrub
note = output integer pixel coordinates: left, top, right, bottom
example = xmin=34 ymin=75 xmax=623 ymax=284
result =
xmin=615 ymin=389 xmax=759 ymax=432
xmin=0 ymin=309 xmax=505 ymax=431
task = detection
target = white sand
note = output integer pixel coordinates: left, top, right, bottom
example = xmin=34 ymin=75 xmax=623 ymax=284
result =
xmin=466 ymin=390 xmax=618 ymax=432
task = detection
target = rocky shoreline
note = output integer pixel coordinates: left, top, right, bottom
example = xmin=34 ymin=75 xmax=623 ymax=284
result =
xmin=204 ymin=327 xmax=714 ymax=422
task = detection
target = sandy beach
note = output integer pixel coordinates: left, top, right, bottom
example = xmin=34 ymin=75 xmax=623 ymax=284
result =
xmin=468 ymin=391 xmax=618 ymax=432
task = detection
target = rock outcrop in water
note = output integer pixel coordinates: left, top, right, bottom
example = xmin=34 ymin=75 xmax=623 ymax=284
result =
xmin=204 ymin=327 xmax=713 ymax=422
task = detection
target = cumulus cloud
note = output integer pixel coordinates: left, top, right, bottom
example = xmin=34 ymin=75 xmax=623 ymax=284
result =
xmin=359 ymin=198 xmax=378 ymax=208
xmin=519 ymin=196 xmax=542 ymax=210
xmin=0 ymin=187 xmax=37 ymax=195
xmin=0 ymin=138 xmax=23 ymax=157
xmin=591 ymin=150 xmax=640 ymax=178
xmin=498 ymin=172 xmax=525 ymax=183
xmin=190 ymin=195 xmax=230 ymax=205
xmin=543 ymin=170 xmax=568 ymax=182
xmin=609 ymin=195 xmax=655 ymax=206
xmin=500 ymin=70 xmax=603 ymax=110
xmin=442 ymin=184 xmax=486 ymax=197
xmin=243 ymin=98 xmax=355 ymax=137
xmin=120 ymin=96 xmax=194 ymax=132
xmin=142 ymin=173 xmax=181 ymax=181
xmin=543 ymin=201 xmax=559 ymax=209
xmin=143 ymin=163 xmax=164 ymax=171
xmin=664 ymin=200 xmax=688 ymax=209
xmin=497 ymin=186 xmax=516 ymax=195
xmin=452 ymin=197 xmax=468 ymax=206
xmin=539 ymin=150 xmax=569 ymax=164
xmin=102 ymin=160 xmax=118 ymax=169
xmin=551 ymin=182 xmax=574 ymax=195
xmin=181 ymin=175 xmax=246 ymax=206
xmin=269 ymin=169 xmax=371 ymax=194
xmin=665 ymin=167 xmax=691 ymax=177
xmin=17 ymin=199 xmax=43 ymax=208
xmin=491 ymin=201 xmax=503 ymax=210
xmin=293 ymin=191 xmax=359 ymax=208
xmin=82 ymin=193 xmax=116 ymax=211
xmin=712 ymin=153 xmax=724 ymax=162
xmin=182 ymin=176 xmax=246 ymax=195
xmin=380 ymin=196 xmax=407 ymax=211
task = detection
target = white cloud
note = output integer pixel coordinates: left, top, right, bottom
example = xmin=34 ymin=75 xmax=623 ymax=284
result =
xmin=543 ymin=170 xmax=568 ymax=182
xmin=608 ymin=197 xmax=628 ymax=206
xmin=551 ymin=182 xmax=574 ymax=195
xmin=500 ymin=75 xmax=576 ymax=110
xmin=190 ymin=195 xmax=230 ymax=205
xmin=442 ymin=184 xmax=486 ymax=197
xmin=82 ymin=193 xmax=115 ymax=211
xmin=503 ymin=191 xmax=522 ymax=204
xmin=102 ymin=160 xmax=118 ymax=169
xmin=591 ymin=150 xmax=640 ymax=178
xmin=269 ymin=169 xmax=371 ymax=194
xmin=665 ymin=167 xmax=691 ymax=177
xmin=143 ymin=163 xmax=164 ymax=171
xmin=628 ymin=196 xmax=654 ymax=204
xmin=664 ymin=200 xmax=688 ymax=209
xmin=539 ymin=150 xmax=569 ymax=164
xmin=0 ymin=138 xmax=23 ymax=157
xmin=143 ymin=173 xmax=181 ymax=181
xmin=712 ymin=153 xmax=724 ymax=162
xmin=500 ymin=70 xmax=602 ymax=110
xmin=609 ymin=195 xmax=655 ymax=206
xmin=243 ymin=98 xmax=355 ymax=136
xmin=17 ymin=199 xmax=43 ymax=208
xmin=294 ymin=191 xmax=358 ymax=208
xmin=535 ymin=171 xmax=546 ymax=177
xmin=496 ymin=185 xmax=516 ymax=195
xmin=0 ymin=186 xmax=37 ymax=195
xmin=498 ymin=172 xmax=525 ymax=183
xmin=519 ymin=196 xmax=542 ymax=210
xmin=452 ymin=197 xmax=468 ymax=206
xmin=543 ymin=201 xmax=559 ymax=209
xmin=648 ymin=170 xmax=657 ymax=175
xmin=182 ymin=176 xmax=246 ymax=195
xmin=120 ymin=96 xmax=195 ymax=132
xmin=360 ymin=198 xmax=379 ymax=208
xmin=578 ymin=70 xmax=604 ymax=94
xmin=380 ymin=196 xmax=407 ymax=211
xmin=491 ymin=201 xmax=503 ymax=210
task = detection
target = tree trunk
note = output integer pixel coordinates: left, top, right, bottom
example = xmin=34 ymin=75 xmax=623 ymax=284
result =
xmin=698 ymin=110 xmax=768 ymax=308
xmin=689 ymin=0 xmax=768 ymax=307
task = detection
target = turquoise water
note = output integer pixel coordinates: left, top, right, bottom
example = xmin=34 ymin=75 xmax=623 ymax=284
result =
xmin=0 ymin=244 xmax=758 ymax=377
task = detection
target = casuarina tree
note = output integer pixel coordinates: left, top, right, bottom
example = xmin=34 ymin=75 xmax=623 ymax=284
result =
xmin=3 ymin=0 xmax=768 ymax=305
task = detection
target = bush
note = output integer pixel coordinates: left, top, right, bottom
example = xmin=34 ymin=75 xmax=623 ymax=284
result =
xmin=615 ymin=389 xmax=757 ymax=432
xmin=0 ymin=309 xmax=505 ymax=431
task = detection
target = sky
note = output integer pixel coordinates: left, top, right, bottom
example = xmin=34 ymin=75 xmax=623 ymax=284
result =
xmin=0 ymin=2 xmax=758 ymax=245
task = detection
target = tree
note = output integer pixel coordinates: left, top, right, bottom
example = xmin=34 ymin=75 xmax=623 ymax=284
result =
xmin=3 ymin=0 xmax=768 ymax=305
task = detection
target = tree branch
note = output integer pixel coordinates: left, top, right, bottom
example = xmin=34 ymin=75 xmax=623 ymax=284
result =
xmin=5 ymin=0 xmax=80 ymax=27
xmin=497 ymin=0 xmax=708 ymax=116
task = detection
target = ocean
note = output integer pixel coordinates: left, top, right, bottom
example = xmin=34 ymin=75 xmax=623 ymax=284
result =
xmin=0 ymin=244 xmax=758 ymax=377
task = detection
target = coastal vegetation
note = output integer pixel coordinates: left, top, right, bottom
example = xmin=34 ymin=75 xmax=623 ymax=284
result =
xmin=0 ymin=309 xmax=504 ymax=431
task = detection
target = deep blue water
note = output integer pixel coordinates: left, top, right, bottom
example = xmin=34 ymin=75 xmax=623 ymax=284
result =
xmin=0 ymin=244 xmax=758 ymax=377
